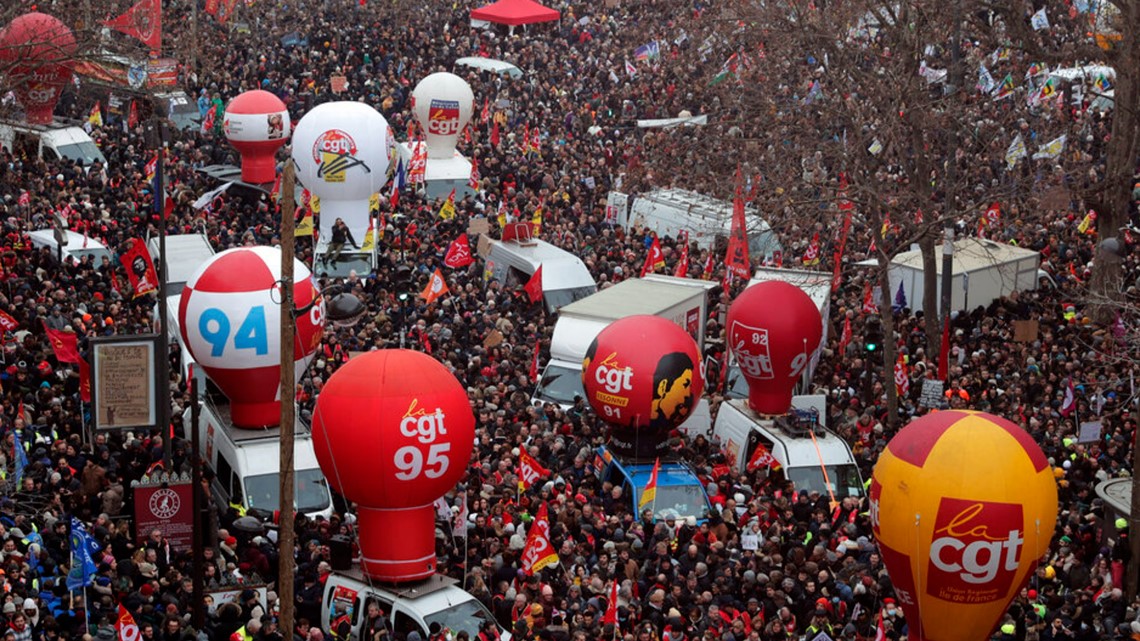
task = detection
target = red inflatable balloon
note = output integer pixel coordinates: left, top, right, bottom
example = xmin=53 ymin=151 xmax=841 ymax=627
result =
xmin=726 ymin=281 xmax=822 ymax=415
xmin=312 ymin=350 xmax=474 ymax=582
xmin=224 ymin=90 xmax=290 ymax=184
xmin=0 ymin=13 xmax=76 ymax=125
xmin=582 ymin=315 xmax=703 ymax=458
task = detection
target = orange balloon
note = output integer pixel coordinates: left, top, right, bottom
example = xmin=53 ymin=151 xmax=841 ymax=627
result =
xmin=871 ymin=411 xmax=1057 ymax=641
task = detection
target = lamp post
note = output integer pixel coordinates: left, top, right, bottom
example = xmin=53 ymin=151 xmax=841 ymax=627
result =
xmin=277 ymin=162 xmax=366 ymax=635
xmin=143 ymin=118 xmax=172 ymax=470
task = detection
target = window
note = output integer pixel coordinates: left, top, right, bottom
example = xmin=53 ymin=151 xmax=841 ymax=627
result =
xmin=393 ymin=610 xmax=426 ymax=640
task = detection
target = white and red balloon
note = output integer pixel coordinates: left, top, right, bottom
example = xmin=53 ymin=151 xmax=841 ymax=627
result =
xmin=178 ymin=247 xmax=324 ymax=428
xmin=224 ymin=90 xmax=290 ymax=184
xmin=411 ymin=72 xmax=474 ymax=159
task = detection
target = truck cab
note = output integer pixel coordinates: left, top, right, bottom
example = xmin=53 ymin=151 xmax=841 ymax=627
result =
xmin=322 ymin=571 xmax=505 ymax=641
xmin=189 ymin=387 xmax=335 ymax=521
xmin=0 ymin=120 xmax=107 ymax=166
xmin=593 ymin=446 xmax=713 ymax=523
xmin=712 ymin=397 xmax=865 ymax=500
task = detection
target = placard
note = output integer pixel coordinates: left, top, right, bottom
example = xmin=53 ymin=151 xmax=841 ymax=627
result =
xmin=133 ymin=480 xmax=194 ymax=551
xmin=1078 ymin=420 xmax=1103 ymax=444
xmin=919 ymin=379 xmax=945 ymax=408
xmin=1013 ymin=320 xmax=1039 ymax=342
xmin=92 ymin=336 xmax=160 ymax=430
xmin=146 ymin=59 xmax=179 ymax=88
xmin=483 ymin=329 xmax=503 ymax=348
xmin=467 ymin=217 xmax=491 ymax=237
xmin=209 ymin=585 xmax=268 ymax=613
xmin=330 ymin=75 xmax=348 ymax=94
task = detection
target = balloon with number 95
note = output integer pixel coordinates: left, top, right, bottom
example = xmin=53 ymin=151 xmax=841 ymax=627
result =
xmin=178 ymin=246 xmax=324 ymax=428
xmin=312 ymin=349 xmax=474 ymax=582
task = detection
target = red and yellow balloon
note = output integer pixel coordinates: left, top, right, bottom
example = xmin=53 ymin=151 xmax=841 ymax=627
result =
xmin=871 ymin=410 xmax=1058 ymax=641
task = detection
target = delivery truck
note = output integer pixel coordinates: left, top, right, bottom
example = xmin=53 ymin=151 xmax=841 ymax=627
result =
xmin=532 ymin=276 xmax=717 ymax=432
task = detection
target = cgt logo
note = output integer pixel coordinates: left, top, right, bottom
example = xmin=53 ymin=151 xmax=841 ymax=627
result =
xmin=594 ymin=352 xmax=633 ymax=395
xmin=427 ymin=99 xmax=461 ymax=136
xmin=928 ymin=498 xmax=1023 ymax=602
xmin=399 ymin=398 xmax=448 ymax=444
xmin=312 ymin=130 xmax=365 ymax=182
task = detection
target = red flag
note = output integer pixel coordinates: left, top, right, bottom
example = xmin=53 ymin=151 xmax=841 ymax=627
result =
xmin=0 ymin=311 xmax=18 ymax=334
xmin=127 ymin=100 xmax=139 ymax=129
xmin=725 ymin=165 xmax=751 ymax=278
xmin=529 ymin=341 xmax=540 ymax=381
xmin=641 ymin=238 xmax=665 ymax=277
xmin=938 ymin=320 xmax=950 ymax=380
xmin=468 ymin=156 xmax=480 ymax=190
xmin=481 ymin=98 xmax=490 ymax=124
xmin=420 ymin=269 xmax=449 ymax=304
xmin=122 ymin=238 xmax=159 ymax=298
xmin=702 ymin=252 xmax=715 ymax=280
xmin=17 ymin=191 xmax=30 ymax=207
xmin=518 ymin=451 xmax=551 ymax=491
xmin=1060 ymin=377 xmax=1077 ymax=417
xmin=79 ymin=358 xmax=92 ymax=402
xmin=521 ymin=502 xmax=558 ymax=574
xmin=201 ymin=107 xmax=215 ymax=135
xmin=115 ymin=604 xmax=140 ymax=641
xmin=524 ymin=266 xmax=544 ymax=303
xmin=861 ymin=281 xmax=878 ymax=315
xmin=839 ymin=316 xmax=852 ymax=354
xmin=802 ymin=232 xmax=821 ymax=265
xmin=419 ymin=330 xmax=432 ymax=355
xmin=674 ymin=239 xmax=689 ymax=277
xmin=602 ymin=579 xmax=619 ymax=625
xmin=43 ymin=323 xmax=81 ymax=364
xmin=894 ymin=354 xmax=910 ymax=397
xmin=443 ymin=234 xmax=474 ymax=268
xmin=875 ymin=613 xmax=886 ymax=641
xmin=490 ymin=120 xmax=501 ymax=148
xmin=746 ymin=443 xmax=781 ymax=471
xmin=914 ymin=208 xmax=924 ymax=225
xmin=104 ymin=0 xmax=162 ymax=52
xmin=408 ymin=140 xmax=428 ymax=185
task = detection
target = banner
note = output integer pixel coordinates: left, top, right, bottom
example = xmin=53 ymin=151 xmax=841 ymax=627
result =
xmin=725 ymin=167 xmax=751 ymax=278
xmin=133 ymin=480 xmax=194 ymax=551
xmin=103 ymin=0 xmax=162 ymax=52
xmin=122 ymin=238 xmax=159 ymax=297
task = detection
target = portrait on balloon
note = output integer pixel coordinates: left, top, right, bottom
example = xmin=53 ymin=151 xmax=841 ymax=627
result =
xmin=650 ymin=352 xmax=696 ymax=429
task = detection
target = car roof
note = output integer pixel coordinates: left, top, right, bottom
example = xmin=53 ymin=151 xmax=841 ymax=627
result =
xmin=622 ymin=462 xmax=703 ymax=488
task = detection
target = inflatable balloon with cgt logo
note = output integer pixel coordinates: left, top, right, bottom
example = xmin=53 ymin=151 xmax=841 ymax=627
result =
xmin=870 ymin=410 xmax=1058 ymax=641
xmin=311 ymin=349 xmax=474 ymax=582
xmin=725 ymin=280 xmax=822 ymax=416
xmin=581 ymin=315 xmax=703 ymax=459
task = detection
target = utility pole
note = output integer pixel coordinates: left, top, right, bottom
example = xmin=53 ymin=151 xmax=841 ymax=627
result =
xmin=940 ymin=224 xmax=954 ymax=337
xmin=277 ymin=163 xmax=297 ymax=635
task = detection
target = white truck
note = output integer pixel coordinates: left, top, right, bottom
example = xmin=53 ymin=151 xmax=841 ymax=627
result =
xmin=321 ymin=572 xmax=506 ymax=641
xmin=532 ymin=276 xmax=716 ymax=432
xmin=606 ymin=188 xmax=782 ymax=260
xmin=189 ymin=389 xmax=335 ymax=521
xmin=712 ymin=395 xmax=865 ymax=500
xmin=0 ymin=119 xmax=107 ymax=166
xmin=725 ymin=267 xmax=832 ymax=400
xmin=480 ymin=234 xmax=597 ymax=313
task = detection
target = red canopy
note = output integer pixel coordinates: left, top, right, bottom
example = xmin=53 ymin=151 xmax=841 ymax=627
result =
xmin=470 ymin=0 xmax=560 ymax=26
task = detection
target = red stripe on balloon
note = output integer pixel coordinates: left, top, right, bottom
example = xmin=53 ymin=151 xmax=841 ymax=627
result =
xmin=977 ymin=412 xmax=1050 ymax=473
xmin=191 ymin=249 xmax=275 ymax=292
xmin=886 ymin=410 xmax=970 ymax=468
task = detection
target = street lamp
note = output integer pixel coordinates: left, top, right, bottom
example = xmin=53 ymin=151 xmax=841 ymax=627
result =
xmin=276 ymin=162 xmax=364 ymax=634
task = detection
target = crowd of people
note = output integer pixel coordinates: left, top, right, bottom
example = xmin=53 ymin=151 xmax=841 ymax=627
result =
xmin=0 ymin=0 xmax=1138 ymax=639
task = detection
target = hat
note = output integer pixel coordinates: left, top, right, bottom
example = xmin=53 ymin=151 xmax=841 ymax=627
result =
xmin=224 ymin=536 xmax=238 ymax=546
xmin=1028 ymin=589 xmax=1038 ymax=600
xmin=883 ymin=598 xmax=895 ymax=605
xmin=2 ymin=603 xmax=14 ymax=614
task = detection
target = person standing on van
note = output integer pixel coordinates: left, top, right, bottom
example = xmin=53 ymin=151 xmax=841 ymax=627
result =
xmin=326 ymin=219 xmax=357 ymax=266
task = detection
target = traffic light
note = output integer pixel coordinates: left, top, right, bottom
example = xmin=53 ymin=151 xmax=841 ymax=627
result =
xmin=864 ymin=320 xmax=882 ymax=353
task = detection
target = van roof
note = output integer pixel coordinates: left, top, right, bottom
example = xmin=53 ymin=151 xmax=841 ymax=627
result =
xmin=330 ymin=571 xmax=478 ymax=611
xmin=486 ymin=238 xmax=595 ymax=291
xmin=559 ymin=277 xmax=701 ymax=319
xmin=148 ymin=233 xmax=215 ymax=292
xmin=724 ymin=399 xmax=855 ymax=468
xmin=26 ymin=229 xmax=109 ymax=251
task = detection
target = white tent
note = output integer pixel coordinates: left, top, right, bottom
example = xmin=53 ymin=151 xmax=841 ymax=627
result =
xmin=856 ymin=238 xmax=1041 ymax=313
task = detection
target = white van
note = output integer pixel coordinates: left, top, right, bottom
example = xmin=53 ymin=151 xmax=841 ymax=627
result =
xmin=480 ymin=235 xmax=597 ymax=313
xmin=190 ymin=392 xmax=334 ymax=521
xmin=713 ymin=395 xmax=865 ymax=499
xmin=26 ymin=229 xmax=114 ymax=266
xmin=322 ymin=572 xmax=505 ymax=641
xmin=148 ymin=232 xmax=215 ymax=296
xmin=0 ymin=121 xmax=107 ymax=166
